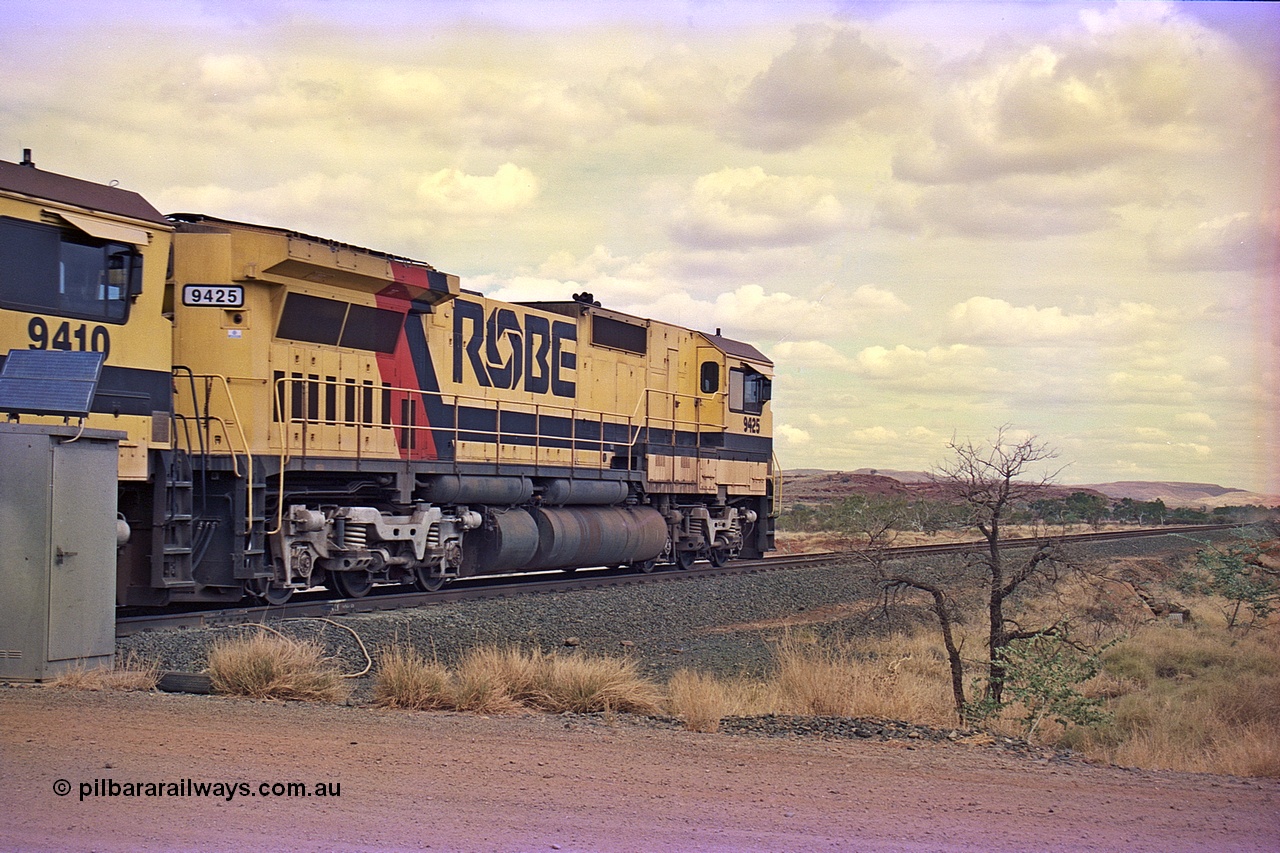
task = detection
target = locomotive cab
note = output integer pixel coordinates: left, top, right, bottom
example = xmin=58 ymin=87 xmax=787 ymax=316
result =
xmin=670 ymin=332 xmax=775 ymax=564
xmin=0 ymin=155 xmax=177 ymax=606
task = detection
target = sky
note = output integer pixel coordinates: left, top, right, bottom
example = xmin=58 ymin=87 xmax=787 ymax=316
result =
xmin=2 ymin=0 xmax=1277 ymax=492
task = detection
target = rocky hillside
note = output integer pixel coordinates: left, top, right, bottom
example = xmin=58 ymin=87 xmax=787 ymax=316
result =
xmin=781 ymin=469 xmax=1279 ymax=509
xmin=780 ymin=469 xmax=1108 ymax=507
xmin=1079 ymin=481 xmax=1280 ymax=509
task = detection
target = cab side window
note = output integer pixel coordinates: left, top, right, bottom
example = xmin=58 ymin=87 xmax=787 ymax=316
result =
xmin=728 ymin=367 xmax=771 ymax=415
xmin=700 ymin=361 xmax=719 ymax=394
xmin=0 ymin=216 xmax=139 ymax=323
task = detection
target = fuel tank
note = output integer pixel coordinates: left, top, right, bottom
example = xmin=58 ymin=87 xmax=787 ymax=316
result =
xmin=463 ymin=505 xmax=666 ymax=575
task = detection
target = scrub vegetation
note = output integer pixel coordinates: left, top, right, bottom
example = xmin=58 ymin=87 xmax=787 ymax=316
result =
xmin=372 ymin=644 xmax=662 ymax=716
xmin=51 ymin=651 xmax=160 ymax=692
xmin=94 ymin=534 xmax=1280 ymax=777
xmin=360 ymin=593 xmax=1278 ymax=777
xmin=206 ymin=632 xmax=350 ymax=703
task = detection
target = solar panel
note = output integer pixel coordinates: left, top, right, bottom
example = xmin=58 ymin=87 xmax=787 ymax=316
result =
xmin=0 ymin=349 xmax=105 ymax=418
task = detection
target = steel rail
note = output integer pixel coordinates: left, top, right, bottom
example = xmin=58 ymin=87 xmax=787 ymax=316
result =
xmin=115 ymin=523 xmax=1242 ymax=636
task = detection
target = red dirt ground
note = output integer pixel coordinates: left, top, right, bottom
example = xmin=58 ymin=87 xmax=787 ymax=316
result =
xmin=2 ymin=686 xmax=1277 ymax=852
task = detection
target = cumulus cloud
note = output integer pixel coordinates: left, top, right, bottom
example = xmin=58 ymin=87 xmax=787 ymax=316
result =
xmin=481 ymin=276 xmax=586 ymax=304
xmin=728 ymin=24 xmax=917 ymax=150
xmin=769 ymin=340 xmax=853 ymax=371
xmin=483 ymin=243 xmax=908 ymax=342
xmin=776 ymin=424 xmax=812 ymax=445
xmin=1148 ymin=210 xmax=1280 ymax=272
xmin=535 ymin=245 xmax=662 ymax=284
xmin=876 ymin=166 xmax=1171 ymax=238
xmin=807 ymin=412 xmax=852 ymax=428
xmin=851 ymin=343 xmax=996 ymax=392
xmin=848 ymin=426 xmax=902 ymax=445
xmin=848 ymin=284 xmax=910 ymax=314
xmin=947 ymin=297 xmax=1173 ymax=345
xmin=463 ymin=80 xmax=616 ymax=148
xmin=415 ymin=164 xmax=540 ymax=215
xmin=1120 ymin=440 xmax=1213 ymax=458
xmin=601 ymin=46 xmax=731 ymax=125
xmin=355 ymin=67 xmax=455 ymax=123
xmin=636 ymin=283 xmax=859 ymax=340
xmin=157 ymin=172 xmax=375 ymax=224
xmin=670 ymin=167 xmax=846 ymax=249
xmin=157 ymin=163 xmax=541 ymax=250
xmin=894 ymin=5 xmax=1251 ymax=184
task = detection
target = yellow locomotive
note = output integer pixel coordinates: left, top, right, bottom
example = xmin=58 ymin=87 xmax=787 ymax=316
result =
xmin=1 ymin=154 xmax=776 ymax=605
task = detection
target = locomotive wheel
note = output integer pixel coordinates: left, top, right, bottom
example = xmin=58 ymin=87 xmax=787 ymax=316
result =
xmin=248 ymin=578 xmax=294 ymax=606
xmin=414 ymin=566 xmax=446 ymax=592
xmin=708 ymin=546 xmax=730 ymax=568
xmin=262 ymin=584 xmax=294 ymax=606
xmin=328 ymin=570 xmax=373 ymax=599
xmin=674 ymin=550 xmax=696 ymax=570
xmin=631 ymin=558 xmax=657 ymax=574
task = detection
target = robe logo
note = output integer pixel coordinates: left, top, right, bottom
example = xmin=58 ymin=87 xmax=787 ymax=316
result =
xmin=453 ymin=300 xmax=576 ymax=397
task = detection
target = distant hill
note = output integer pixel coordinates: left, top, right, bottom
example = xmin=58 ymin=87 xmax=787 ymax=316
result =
xmin=851 ymin=467 xmax=933 ymax=483
xmin=781 ymin=469 xmax=1279 ymax=509
xmin=781 ymin=469 xmax=1107 ymax=505
xmin=1077 ymin=482 xmax=1280 ymax=509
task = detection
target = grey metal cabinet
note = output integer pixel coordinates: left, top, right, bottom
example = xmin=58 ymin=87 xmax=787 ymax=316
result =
xmin=0 ymin=424 xmax=122 ymax=681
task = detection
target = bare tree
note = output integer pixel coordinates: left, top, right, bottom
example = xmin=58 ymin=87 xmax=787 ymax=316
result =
xmin=880 ymin=427 xmax=1074 ymax=717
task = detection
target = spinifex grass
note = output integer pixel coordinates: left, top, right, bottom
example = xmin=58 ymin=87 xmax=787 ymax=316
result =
xmin=52 ymin=651 xmax=160 ymax=692
xmin=206 ymin=633 xmax=350 ymax=702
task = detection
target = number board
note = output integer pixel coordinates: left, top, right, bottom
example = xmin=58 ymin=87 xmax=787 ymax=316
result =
xmin=182 ymin=285 xmax=245 ymax=308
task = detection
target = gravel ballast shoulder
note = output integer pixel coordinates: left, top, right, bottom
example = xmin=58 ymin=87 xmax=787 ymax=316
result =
xmin=119 ymin=528 xmax=1243 ymax=695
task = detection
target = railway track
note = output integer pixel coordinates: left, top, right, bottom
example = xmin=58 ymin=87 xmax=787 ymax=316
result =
xmin=115 ymin=524 xmax=1240 ymax=636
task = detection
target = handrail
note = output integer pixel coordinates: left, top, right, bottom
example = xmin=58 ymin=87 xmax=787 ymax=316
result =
xmin=183 ymin=370 xmax=762 ymax=535
xmin=770 ymin=452 xmax=784 ymax=516
xmin=171 ymin=371 xmax=256 ymax=539
xmin=267 ymin=375 xmax=729 ymax=473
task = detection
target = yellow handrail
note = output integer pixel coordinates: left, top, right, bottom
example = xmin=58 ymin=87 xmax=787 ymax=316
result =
xmin=171 ymin=372 xmax=257 ymax=538
xmin=267 ymin=375 xmax=726 ymax=468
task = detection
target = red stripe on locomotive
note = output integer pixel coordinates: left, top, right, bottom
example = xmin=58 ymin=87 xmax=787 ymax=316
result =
xmin=376 ymin=271 xmax=437 ymax=460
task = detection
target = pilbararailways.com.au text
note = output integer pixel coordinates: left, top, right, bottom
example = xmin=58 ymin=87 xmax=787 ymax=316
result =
xmin=54 ymin=778 xmax=341 ymax=802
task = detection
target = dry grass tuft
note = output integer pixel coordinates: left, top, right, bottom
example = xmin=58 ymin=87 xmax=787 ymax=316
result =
xmin=52 ymin=652 xmax=160 ymax=692
xmin=534 ymin=653 xmax=662 ymax=715
xmin=770 ymin=632 xmax=957 ymax=725
xmin=450 ymin=647 xmax=529 ymax=714
xmin=665 ymin=669 xmax=734 ymax=732
xmin=206 ymin=633 xmax=350 ymax=702
xmin=449 ymin=645 xmax=662 ymax=715
xmin=373 ymin=644 xmax=665 ymax=716
xmin=372 ymin=646 xmax=453 ymax=711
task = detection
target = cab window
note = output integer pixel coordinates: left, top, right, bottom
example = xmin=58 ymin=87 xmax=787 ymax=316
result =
xmin=0 ymin=216 xmax=139 ymax=323
xmin=700 ymin=361 xmax=719 ymax=394
xmin=728 ymin=366 xmax=771 ymax=415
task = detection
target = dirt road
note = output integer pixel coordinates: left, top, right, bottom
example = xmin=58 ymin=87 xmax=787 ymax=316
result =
xmin=1 ymin=687 xmax=1276 ymax=852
